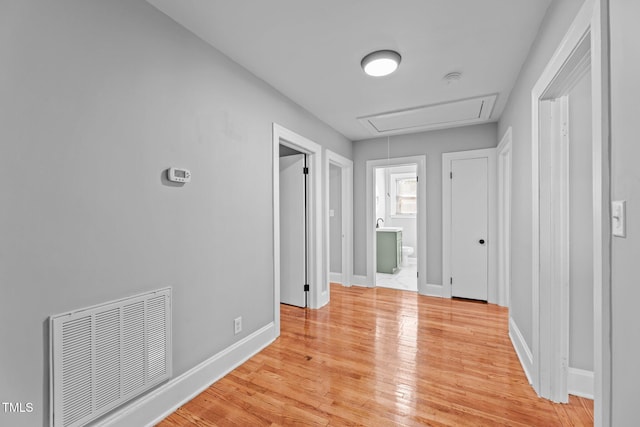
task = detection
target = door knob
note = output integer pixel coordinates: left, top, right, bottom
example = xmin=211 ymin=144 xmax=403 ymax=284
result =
xmin=479 ymin=239 xmax=485 ymax=245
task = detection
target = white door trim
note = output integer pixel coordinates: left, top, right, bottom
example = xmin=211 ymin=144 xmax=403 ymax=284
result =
xmin=272 ymin=123 xmax=324 ymax=334
xmin=325 ymin=150 xmax=354 ymax=292
xmin=497 ymin=127 xmax=513 ymax=308
xmin=442 ymin=148 xmax=497 ymax=301
xmin=365 ymin=155 xmax=427 ymax=293
xmin=530 ymin=1 xmax=610 ymax=424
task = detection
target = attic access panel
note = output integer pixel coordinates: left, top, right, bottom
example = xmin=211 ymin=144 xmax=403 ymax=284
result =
xmin=358 ymin=94 xmax=497 ymax=136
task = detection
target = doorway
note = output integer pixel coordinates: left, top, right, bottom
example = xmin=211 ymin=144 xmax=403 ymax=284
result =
xmin=365 ymin=155 xmax=426 ymax=293
xmin=325 ymin=149 xmax=353 ymax=291
xmin=374 ymin=164 xmax=418 ymax=292
xmin=272 ymin=124 xmax=324 ymax=335
xmin=529 ymin=2 xmax=611 ymax=421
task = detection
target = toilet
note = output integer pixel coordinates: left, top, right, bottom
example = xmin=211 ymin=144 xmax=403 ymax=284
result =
xmin=401 ymin=246 xmax=414 ymax=267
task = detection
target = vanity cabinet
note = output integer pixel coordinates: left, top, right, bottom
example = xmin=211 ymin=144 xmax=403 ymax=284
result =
xmin=376 ymin=229 xmax=402 ymax=274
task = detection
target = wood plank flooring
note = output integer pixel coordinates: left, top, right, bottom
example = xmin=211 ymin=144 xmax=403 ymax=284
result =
xmin=158 ymin=284 xmax=593 ymax=426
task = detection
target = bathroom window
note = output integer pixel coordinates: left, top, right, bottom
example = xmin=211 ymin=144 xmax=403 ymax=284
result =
xmin=390 ymin=173 xmax=417 ymax=217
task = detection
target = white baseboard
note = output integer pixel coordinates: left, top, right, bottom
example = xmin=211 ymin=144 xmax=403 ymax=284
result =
xmin=329 ymin=272 xmax=343 ymax=284
xmin=509 ymin=317 xmax=534 ymax=386
xmin=423 ymin=283 xmax=445 ymax=298
xmin=97 ymin=322 xmax=276 ymax=427
xmin=351 ymin=274 xmax=372 ymax=287
xmin=568 ymin=367 xmax=594 ymax=399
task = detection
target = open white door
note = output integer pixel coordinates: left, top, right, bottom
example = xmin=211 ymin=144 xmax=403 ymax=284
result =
xmin=279 ymin=154 xmax=307 ymax=307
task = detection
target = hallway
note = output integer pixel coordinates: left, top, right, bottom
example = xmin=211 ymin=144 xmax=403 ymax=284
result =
xmin=159 ymin=284 xmax=593 ymax=426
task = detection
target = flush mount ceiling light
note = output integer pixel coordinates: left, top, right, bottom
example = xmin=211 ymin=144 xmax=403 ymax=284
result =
xmin=361 ymin=50 xmax=401 ymax=77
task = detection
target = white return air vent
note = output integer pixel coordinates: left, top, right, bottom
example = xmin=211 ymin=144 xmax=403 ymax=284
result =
xmin=49 ymin=288 xmax=171 ymax=427
xmin=358 ymin=94 xmax=497 ymax=136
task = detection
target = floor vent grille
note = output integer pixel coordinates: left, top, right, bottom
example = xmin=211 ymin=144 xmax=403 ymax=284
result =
xmin=50 ymin=288 xmax=171 ymax=427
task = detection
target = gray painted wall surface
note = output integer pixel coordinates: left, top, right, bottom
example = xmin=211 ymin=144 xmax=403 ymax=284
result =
xmin=329 ymin=164 xmax=342 ymax=273
xmin=353 ymin=123 xmax=497 ymax=284
xmin=497 ymin=0 xmax=585 ymax=351
xmin=611 ymin=0 xmax=640 ymax=423
xmin=0 ymin=1 xmax=350 ymax=426
xmin=568 ymin=71 xmax=593 ymax=371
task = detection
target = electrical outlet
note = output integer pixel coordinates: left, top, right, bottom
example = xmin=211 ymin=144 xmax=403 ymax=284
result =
xmin=234 ymin=317 xmax=242 ymax=335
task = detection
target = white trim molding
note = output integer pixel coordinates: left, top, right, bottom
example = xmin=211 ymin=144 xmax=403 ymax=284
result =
xmin=325 ymin=150 xmax=354 ymax=291
xmin=509 ymin=317 xmax=534 ymax=387
xmin=351 ymin=275 xmax=372 ymax=288
xmin=329 ymin=272 xmax=343 ymax=284
xmin=497 ymin=127 xmax=513 ymax=308
xmin=568 ymin=367 xmax=595 ymax=400
xmin=97 ymin=323 xmax=276 ymax=427
xmin=272 ymin=123 xmax=325 ymax=319
xmin=529 ymin=2 xmax=611 ymax=422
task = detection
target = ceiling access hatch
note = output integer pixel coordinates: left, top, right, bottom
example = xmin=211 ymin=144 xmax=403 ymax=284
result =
xmin=358 ymin=94 xmax=497 ymax=137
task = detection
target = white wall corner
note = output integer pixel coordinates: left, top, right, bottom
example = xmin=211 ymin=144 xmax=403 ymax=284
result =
xmin=568 ymin=367 xmax=594 ymax=399
xmin=96 ymin=323 xmax=276 ymax=427
xmin=509 ymin=317 xmax=534 ymax=387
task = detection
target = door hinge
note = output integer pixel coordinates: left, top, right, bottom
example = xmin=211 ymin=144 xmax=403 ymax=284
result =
xmin=450 ymin=277 xmax=453 ymax=285
xmin=304 ymin=284 xmax=310 ymax=292
xmin=416 ymin=176 xmax=419 ymax=182
xmin=303 ymin=167 xmax=309 ymax=175
xmin=450 ymin=172 xmax=453 ymax=179
xmin=417 ymin=272 xmax=419 ymax=278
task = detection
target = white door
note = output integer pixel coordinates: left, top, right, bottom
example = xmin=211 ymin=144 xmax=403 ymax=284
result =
xmin=279 ymin=154 xmax=307 ymax=307
xmin=450 ymin=157 xmax=488 ymax=300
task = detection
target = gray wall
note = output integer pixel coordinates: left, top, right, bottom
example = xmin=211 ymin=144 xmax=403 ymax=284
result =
xmin=0 ymin=1 xmax=351 ymax=426
xmin=353 ymin=123 xmax=497 ymax=284
xmin=497 ymin=0 xmax=585 ymax=350
xmin=611 ymin=0 xmax=640 ymax=423
xmin=568 ymin=71 xmax=593 ymax=371
xmin=329 ymin=164 xmax=342 ymax=273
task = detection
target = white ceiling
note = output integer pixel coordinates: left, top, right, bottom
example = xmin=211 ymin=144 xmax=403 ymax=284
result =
xmin=147 ymin=0 xmax=552 ymax=141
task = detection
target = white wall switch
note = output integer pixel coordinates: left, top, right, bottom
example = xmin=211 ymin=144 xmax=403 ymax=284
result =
xmin=329 ymin=209 xmax=335 ymax=217
xmin=612 ymin=200 xmax=626 ymax=237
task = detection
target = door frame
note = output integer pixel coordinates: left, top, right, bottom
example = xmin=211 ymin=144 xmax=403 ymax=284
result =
xmin=530 ymin=0 xmax=610 ymax=423
xmin=365 ymin=155 xmax=426 ymax=292
xmin=325 ymin=150 xmax=354 ymax=291
xmin=442 ymin=148 xmax=497 ymax=301
xmin=272 ymin=123 xmax=323 ymax=335
xmin=497 ymin=127 xmax=513 ymax=308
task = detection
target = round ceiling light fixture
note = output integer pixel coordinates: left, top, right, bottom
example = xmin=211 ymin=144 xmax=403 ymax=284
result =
xmin=361 ymin=50 xmax=401 ymax=77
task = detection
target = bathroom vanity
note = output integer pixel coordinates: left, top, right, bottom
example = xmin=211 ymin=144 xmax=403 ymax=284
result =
xmin=376 ymin=228 xmax=402 ymax=274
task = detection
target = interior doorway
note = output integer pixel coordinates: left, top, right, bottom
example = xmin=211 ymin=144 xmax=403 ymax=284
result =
xmin=365 ymin=155 xmax=427 ymax=293
xmin=528 ymin=3 xmax=611 ymax=420
xmin=272 ymin=124 xmax=324 ymax=335
xmin=374 ymin=164 xmax=418 ymax=292
xmin=325 ymin=149 xmax=353 ymax=291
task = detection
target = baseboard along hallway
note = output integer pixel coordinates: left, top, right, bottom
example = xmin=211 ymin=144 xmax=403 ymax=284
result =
xmin=158 ymin=284 xmax=593 ymax=426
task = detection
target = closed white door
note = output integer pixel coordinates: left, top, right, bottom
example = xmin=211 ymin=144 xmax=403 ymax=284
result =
xmin=279 ymin=154 xmax=307 ymax=307
xmin=450 ymin=157 xmax=488 ymax=300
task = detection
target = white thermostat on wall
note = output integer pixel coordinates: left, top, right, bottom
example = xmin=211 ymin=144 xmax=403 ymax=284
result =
xmin=167 ymin=167 xmax=191 ymax=183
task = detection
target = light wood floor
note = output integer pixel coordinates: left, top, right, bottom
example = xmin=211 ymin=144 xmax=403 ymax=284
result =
xmin=158 ymin=284 xmax=593 ymax=426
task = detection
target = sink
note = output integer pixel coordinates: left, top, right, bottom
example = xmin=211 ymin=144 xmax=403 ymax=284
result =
xmin=376 ymin=227 xmax=403 ymax=232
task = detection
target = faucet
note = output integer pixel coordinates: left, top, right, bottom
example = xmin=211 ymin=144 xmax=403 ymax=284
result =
xmin=376 ymin=218 xmax=384 ymax=229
